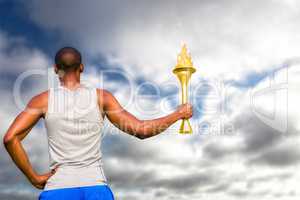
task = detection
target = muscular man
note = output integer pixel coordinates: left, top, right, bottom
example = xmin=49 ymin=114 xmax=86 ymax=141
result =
xmin=3 ymin=47 xmax=193 ymax=200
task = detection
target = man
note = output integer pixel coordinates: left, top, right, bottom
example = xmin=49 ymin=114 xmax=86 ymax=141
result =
xmin=3 ymin=47 xmax=193 ymax=200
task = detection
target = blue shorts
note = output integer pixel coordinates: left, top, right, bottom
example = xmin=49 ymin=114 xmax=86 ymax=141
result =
xmin=38 ymin=185 xmax=114 ymax=200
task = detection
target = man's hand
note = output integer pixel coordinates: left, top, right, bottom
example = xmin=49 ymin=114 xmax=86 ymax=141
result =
xmin=30 ymin=166 xmax=58 ymax=189
xmin=176 ymin=103 xmax=193 ymax=119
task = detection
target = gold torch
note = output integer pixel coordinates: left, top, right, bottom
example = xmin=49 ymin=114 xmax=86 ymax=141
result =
xmin=173 ymin=44 xmax=196 ymax=134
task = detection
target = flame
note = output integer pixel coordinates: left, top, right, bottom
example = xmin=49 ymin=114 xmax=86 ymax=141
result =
xmin=176 ymin=44 xmax=193 ymax=68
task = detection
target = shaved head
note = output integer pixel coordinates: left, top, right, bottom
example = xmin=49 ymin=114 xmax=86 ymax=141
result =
xmin=55 ymin=47 xmax=82 ymax=72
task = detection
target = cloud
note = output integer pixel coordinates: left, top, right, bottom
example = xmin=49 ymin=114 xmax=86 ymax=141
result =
xmin=186 ymin=65 xmax=300 ymax=198
xmin=233 ymin=65 xmax=300 ymax=166
xmin=248 ymin=144 xmax=300 ymax=167
xmin=0 ymin=29 xmax=52 ymax=200
xmin=0 ymin=31 xmax=50 ymax=74
xmin=203 ymin=141 xmax=237 ymax=160
xmin=1 ymin=1 xmax=300 ymax=200
xmin=25 ymin=0 xmax=300 ymax=84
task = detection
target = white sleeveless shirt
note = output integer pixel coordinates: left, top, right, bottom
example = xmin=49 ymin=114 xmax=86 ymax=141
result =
xmin=43 ymin=84 xmax=107 ymax=190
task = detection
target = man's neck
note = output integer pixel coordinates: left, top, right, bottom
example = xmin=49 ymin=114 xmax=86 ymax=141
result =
xmin=59 ymin=70 xmax=81 ymax=90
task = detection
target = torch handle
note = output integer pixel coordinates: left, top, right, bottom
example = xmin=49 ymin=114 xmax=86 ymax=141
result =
xmin=179 ymin=75 xmax=192 ymax=134
xmin=181 ymin=79 xmax=188 ymax=104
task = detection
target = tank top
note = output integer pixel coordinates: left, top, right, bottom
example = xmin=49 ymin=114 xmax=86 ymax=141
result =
xmin=43 ymin=84 xmax=107 ymax=190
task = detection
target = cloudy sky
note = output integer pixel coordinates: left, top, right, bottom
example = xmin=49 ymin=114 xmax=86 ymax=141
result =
xmin=1 ymin=0 xmax=300 ymax=199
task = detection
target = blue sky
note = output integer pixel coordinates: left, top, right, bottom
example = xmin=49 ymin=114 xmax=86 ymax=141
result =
xmin=0 ymin=1 xmax=59 ymax=56
xmin=1 ymin=0 xmax=300 ymax=200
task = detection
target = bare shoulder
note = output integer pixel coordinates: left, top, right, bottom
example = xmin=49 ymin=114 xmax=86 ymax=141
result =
xmin=26 ymin=90 xmax=49 ymax=115
xmin=96 ymin=88 xmax=114 ymax=100
xmin=96 ymin=89 xmax=119 ymax=110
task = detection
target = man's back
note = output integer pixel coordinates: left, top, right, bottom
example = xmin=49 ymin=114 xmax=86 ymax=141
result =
xmin=44 ymin=84 xmax=107 ymax=190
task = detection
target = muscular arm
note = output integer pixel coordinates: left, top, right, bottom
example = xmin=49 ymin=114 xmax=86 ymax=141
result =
xmin=97 ymin=89 xmax=192 ymax=139
xmin=3 ymin=91 xmax=56 ymax=189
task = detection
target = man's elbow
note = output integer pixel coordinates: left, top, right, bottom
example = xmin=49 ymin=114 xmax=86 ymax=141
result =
xmin=135 ymin=132 xmax=148 ymax=140
xmin=132 ymin=121 xmax=148 ymax=140
xmin=135 ymin=129 xmax=152 ymax=140
xmin=135 ymin=129 xmax=156 ymax=140
xmin=3 ymin=133 xmax=15 ymax=147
